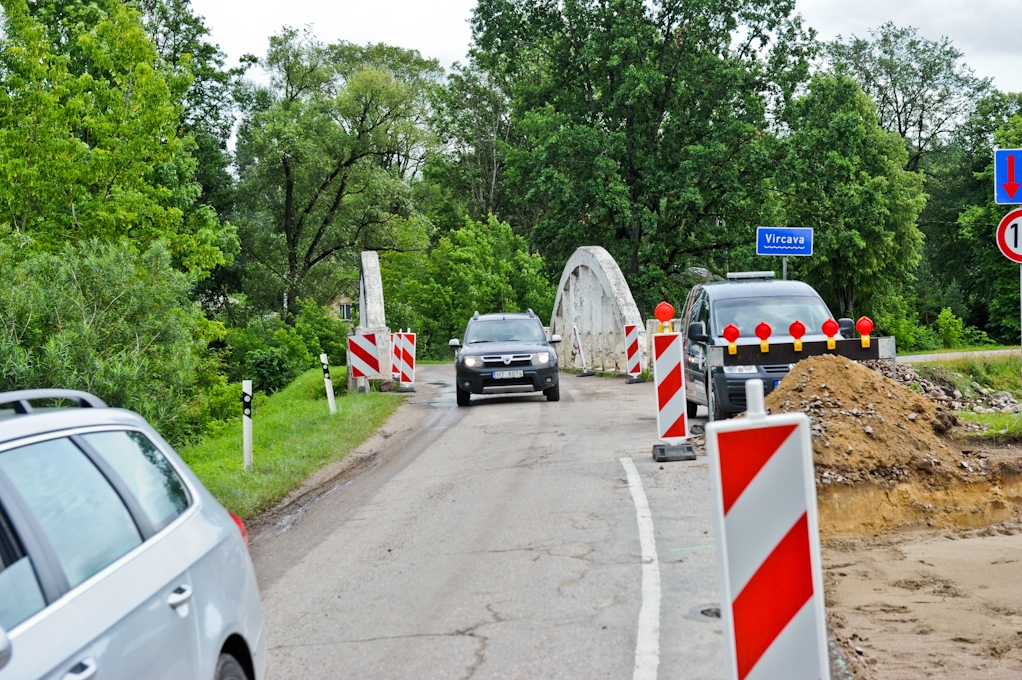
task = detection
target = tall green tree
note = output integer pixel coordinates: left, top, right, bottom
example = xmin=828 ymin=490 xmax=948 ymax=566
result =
xmin=233 ymin=28 xmax=437 ymax=318
xmin=469 ymin=0 xmax=815 ymax=312
xmin=776 ymin=74 xmax=926 ymax=317
xmin=0 ymin=0 xmax=235 ymax=275
xmin=826 ymin=23 xmax=990 ymax=173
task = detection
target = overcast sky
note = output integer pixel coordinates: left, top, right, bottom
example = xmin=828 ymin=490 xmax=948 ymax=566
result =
xmin=190 ymin=0 xmax=1022 ymax=93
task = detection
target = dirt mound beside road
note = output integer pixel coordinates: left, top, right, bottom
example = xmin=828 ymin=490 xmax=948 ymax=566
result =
xmin=764 ymin=354 xmax=962 ymax=487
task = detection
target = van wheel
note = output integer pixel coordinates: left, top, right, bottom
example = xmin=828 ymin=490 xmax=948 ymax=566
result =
xmin=687 ymin=399 xmax=698 ymax=419
xmin=215 ymin=654 xmax=249 ymax=680
xmin=456 ymin=385 xmax=470 ymax=406
xmin=706 ymin=374 xmax=726 ymax=422
xmin=544 ymin=382 xmax=560 ymax=402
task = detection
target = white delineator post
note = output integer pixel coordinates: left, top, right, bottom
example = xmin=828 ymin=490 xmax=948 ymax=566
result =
xmin=705 ymin=379 xmax=829 ymax=680
xmin=652 ymin=332 xmax=688 ymax=440
xmin=320 ymin=353 xmax=337 ymax=415
xmin=242 ymin=380 xmax=253 ymax=473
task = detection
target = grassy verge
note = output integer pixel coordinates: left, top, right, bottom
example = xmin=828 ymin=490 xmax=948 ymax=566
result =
xmin=898 ymin=345 xmax=1017 ymax=356
xmin=957 ymin=412 xmax=1022 ymax=439
xmin=180 ymin=368 xmax=403 ymax=518
xmin=914 ymin=355 xmax=1022 ymax=398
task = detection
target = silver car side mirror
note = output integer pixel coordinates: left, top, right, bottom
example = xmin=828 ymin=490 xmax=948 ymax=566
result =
xmin=0 ymin=625 xmax=12 ymax=670
xmin=550 ymin=334 xmax=562 ymax=343
xmin=448 ymin=339 xmax=461 ymax=347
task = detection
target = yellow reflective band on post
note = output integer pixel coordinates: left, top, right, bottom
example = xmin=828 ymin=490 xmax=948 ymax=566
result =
xmin=793 ymin=339 xmax=803 ymax=351
xmin=728 ymin=342 xmax=737 ymax=355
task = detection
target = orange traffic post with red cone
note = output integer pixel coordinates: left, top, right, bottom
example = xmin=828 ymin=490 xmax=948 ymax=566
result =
xmin=822 ymin=319 xmax=839 ymax=351
xmin=651 ymin=303 xmax=695 ymax=462
xmin=755 ymin=322 xmax=771 ymax=353
xmin=856 ymin=316 xmax=874 ymax=349
xmin=789 ymin=320 xmax=806 ymax=352
xmin=723 ymin=324 xmax=740 ymax=355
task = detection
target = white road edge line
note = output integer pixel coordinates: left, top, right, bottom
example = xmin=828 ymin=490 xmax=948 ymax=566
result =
xmin=620 ymin=456 xmax=661 ymax=680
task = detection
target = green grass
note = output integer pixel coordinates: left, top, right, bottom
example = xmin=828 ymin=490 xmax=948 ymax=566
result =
xmin=914 ymin=355 xmax=1022 ymax=398
xmin=179 ymin=368 xmax=403 ymax=518
xmin=957 ymin=411 xmax=1022 ymax=439
xmin=898 ymin=345 xmax=1017 ymax=356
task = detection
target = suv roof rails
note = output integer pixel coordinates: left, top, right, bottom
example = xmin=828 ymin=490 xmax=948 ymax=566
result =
xmin=0 ymin=389 xmax=107 ymax=415
xmin=473 ymin=311 xmax=480 ymax=320
xmin=726 ymin=271 xmax=775 ymax=280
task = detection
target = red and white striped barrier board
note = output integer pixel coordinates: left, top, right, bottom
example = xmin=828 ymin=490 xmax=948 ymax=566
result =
xmin=391 ymin=333 xmax=401 ymax=379
xmin=705 ymin=382 xmax=829 ymax=680
xmin=347 ymin=334 xmax=381 ymax=379
xmin=624 ymin=324 xmax=641 ymax=376
xmin=397 ymin=332 xmax=416 ymax=384
xmin=652 ymin=332 xmax=687 ymax=441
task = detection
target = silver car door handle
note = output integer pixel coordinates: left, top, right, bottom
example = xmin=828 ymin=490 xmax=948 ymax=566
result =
xmin=62 ymin=658 xmax=97 ymax=680
xmin=167 ymin=584 xmax=193 ymax=609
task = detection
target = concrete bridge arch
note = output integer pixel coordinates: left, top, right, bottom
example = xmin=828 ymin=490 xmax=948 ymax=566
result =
xmin=549 ymin=246 xmax=645 ymax=374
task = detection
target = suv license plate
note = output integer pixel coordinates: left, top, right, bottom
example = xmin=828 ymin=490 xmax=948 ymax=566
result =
xmin=493 ymin=370 xmax=524 ymax=379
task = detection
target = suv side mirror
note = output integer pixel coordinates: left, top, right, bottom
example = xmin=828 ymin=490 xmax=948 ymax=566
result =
xmin=838 ymin=318 xmax=855 ymax=339
xmin=688 ymin=322 xmax=709 ymax=343
xmin=449 ymin=338 xmax=461 ymax=348
xmin=549 ymin=334 xmax=562 ymax=343
xmin=0 ymin=625 xmax=11 ymax=670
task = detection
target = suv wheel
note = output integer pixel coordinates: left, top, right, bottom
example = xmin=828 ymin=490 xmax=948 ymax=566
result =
xmin=215 ymin=654 xmax=249 ymax=680
xmin=456 ymin=384 xmax=470 ymax=406
xmin=544 ymin=382 xmax=560 ymax=402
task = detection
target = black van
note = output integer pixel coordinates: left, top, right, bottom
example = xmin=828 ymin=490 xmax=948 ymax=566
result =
xmin=681 ymin=273 xmax=853 ymax=420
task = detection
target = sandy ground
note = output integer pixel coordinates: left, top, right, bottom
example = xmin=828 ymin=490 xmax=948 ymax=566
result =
xmin=824 ymin=518 xmax=1022 ymax=679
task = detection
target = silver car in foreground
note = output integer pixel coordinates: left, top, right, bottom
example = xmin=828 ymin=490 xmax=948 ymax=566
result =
xmin=0 ymin=390 xmax=265 ymax=680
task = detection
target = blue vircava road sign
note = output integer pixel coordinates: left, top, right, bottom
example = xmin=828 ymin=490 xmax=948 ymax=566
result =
xmin=756 ymin=227 xmax=813 ymax=257
xmin=995 ymin=149 xmax=1022 ymax=204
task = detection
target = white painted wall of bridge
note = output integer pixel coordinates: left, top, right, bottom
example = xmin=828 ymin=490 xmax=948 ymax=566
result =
xmin=549 ymin=246 xmax=646 ymax=375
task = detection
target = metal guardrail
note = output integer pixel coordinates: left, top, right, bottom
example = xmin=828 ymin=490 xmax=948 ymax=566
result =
xmin=708 ymin=337 xmax=896 ymax=368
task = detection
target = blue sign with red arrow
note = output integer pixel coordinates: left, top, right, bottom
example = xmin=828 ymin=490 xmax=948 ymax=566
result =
xmin=995 ymin=149 xmax=1022 ymax=204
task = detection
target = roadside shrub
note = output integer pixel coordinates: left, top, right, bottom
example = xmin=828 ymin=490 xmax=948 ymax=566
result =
xmin=935 ymin=307 xmax=965 ymax=349
xmin=0 ymin=236 xmax=216 ymax=445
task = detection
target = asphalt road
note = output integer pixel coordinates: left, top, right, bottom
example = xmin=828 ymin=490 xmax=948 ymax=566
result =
xmin=250 ymin=366 xmax=724 ymax=679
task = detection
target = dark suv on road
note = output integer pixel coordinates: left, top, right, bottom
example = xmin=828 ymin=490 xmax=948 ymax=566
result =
xmin=450 ymin=311 xmax=562 ymax=406
xmin=681 ymin=273 xmax=854 ymax=420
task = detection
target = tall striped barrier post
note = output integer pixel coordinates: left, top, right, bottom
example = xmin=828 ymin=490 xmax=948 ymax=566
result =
xmin=624 ymin=323 xmax=645 ymax=383
xmin=242 ymin=379 xmax=253 ymax=472
xmin=651 ymin=327 xmax=695 ymax=462
xmin=396 ymin=331 xmax=416 ymax=393
xmin=572 ymin=323 xmax=595 ymax=377
xmin=320 ymin=353 xmax=337 ymax=414
xmin=705 ymin=379 xmax=829 ymax=680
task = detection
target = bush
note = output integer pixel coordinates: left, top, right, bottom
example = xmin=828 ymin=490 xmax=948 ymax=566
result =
xmin=935 ymin=307 xmax=965 ymax=349
xmin=0 ymin=236 xmax=216 ymax=445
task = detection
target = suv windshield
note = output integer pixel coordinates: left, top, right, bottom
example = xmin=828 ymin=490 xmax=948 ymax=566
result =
xmin=465 ymin=320 xmax=546 ymax=344
xmin=712 ymin=296 xmax=832 ymax=337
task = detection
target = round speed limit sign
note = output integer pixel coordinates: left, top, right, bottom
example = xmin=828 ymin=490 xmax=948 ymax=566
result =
xmin=997 ymin=208 xmax=1022 ymax=263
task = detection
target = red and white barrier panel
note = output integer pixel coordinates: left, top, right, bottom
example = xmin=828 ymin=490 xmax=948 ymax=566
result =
xmin=705 ymin=380 xmax=829 ymax=680
xmin=624 ymin=324 xmax=641 ymax=376
xmin=397 ymin=332 xmax=416 ymax=385
xmin=653 ymin=332 xmax=687 ymax=440
xmin=391 ymin=333 xmax=400 ymax=379
xmin=347 ymin=334 xmax=381 ymax=379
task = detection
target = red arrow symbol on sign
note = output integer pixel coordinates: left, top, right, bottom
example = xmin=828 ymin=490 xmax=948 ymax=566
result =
xmin=1004 ymin=154 xmax=1021 ymax=199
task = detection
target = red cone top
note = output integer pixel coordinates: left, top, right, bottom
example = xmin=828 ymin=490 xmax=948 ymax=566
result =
xmin=655 ymin=301 xmax=675 ymax=323
xmin=856 ymin=316 xmax=874 ymax=336
xmin=755 ymin=322 xmax=772 ymax=341
xmin=723 ymin=323 xmax=740 ymax=344
xmin=822 ymin=319 xmax=839 ymax=337
xmin=789 ymin=320 xmax=806 ymax=340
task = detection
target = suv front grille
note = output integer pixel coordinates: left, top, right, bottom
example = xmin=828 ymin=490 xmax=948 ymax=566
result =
xmin=482 ymin=354 xmax=533 ymax=368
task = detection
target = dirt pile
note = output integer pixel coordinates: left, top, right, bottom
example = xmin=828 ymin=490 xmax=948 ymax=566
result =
xmin=764 ymin=355 xmax=965 ymax=487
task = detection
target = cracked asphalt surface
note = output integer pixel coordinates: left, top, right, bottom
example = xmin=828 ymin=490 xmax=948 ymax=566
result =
xmin=251 ymin=366 xmax=725 ymax=679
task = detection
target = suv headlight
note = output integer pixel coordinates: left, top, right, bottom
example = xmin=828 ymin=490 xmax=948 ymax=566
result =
xmin=722 ymin=365 xmax=758 ymax=374
xmin=463 ymin=356 xmax=481 ymax=368
xmin=533 ymin=351 xmax=552 ymax=365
